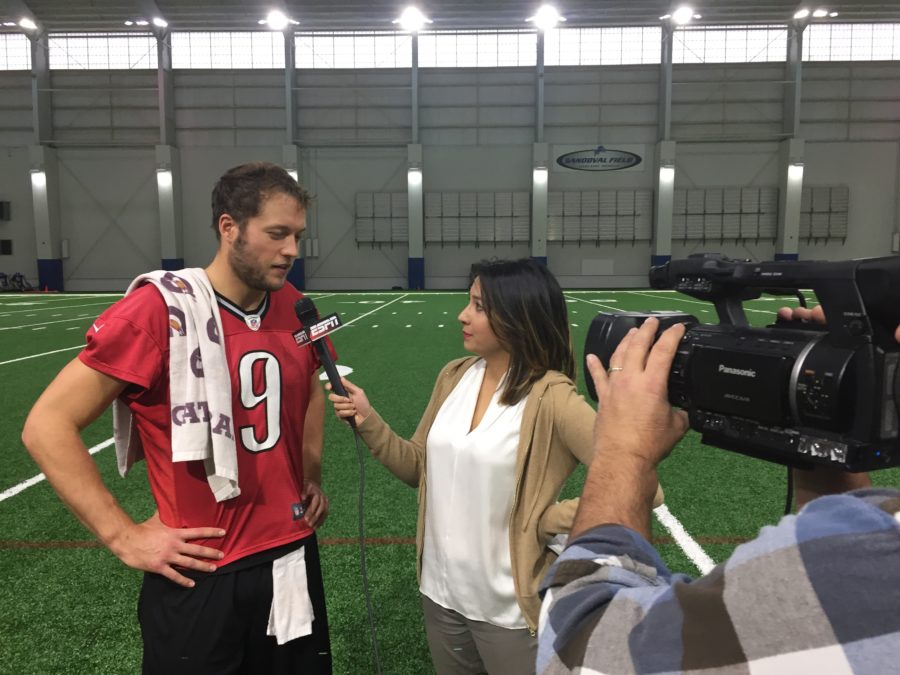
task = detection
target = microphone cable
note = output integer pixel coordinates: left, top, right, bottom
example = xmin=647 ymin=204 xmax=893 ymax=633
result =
xmin=351 ymin=428 xmax=384 ymax=675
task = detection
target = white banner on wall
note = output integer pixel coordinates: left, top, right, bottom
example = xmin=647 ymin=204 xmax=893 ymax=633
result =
xmin=552 ymin=144 xmax=646 ymax=173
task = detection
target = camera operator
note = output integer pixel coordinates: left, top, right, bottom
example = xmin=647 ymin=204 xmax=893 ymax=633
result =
xmin=537 ymin=314 xmax=899 ymax=674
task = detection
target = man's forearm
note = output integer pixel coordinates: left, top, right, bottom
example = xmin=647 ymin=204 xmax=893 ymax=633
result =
xmin=303 ymin=451 xmax=322 ymax=485
xmin=571 ymin=451 xmax=659 ymax=540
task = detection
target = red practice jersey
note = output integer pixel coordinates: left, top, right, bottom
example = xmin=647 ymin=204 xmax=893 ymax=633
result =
xmin=81 ymin=282 xmax=330 ymax=566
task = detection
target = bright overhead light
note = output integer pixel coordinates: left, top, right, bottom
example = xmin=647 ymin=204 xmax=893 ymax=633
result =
xmin=152 ymin=17 xmax=168 ymax=28
xmin=261 ymin=10 xmax=298 ymax=30
xmin=671 ymin=6 xmax=696 ymax=25
xmin=527 ymin=5 xmax=566 ymax=32
xmin=794 ymin=8 xmax=810 ymax=19
xmin=265 ymin=10 xmax=289 ymax=30
xmin=407 ymin=168 xmax=422 ymax=186
xmin=394 ymin=7 xmax=432 ymax=33
xmin=18 ymin=17 xmax=37 ymax=30
xmin=812 ymin=8 xmax=828 ymax=17
xmin=829 ymin=11 xmax=839 ymax=17
xmin=123 ymin=20 xmax=134 ymax=26
xmin=3 ymin=21 xmax=18 ymax=27
xmin=135 ymin=19 xmax=149 ymax=26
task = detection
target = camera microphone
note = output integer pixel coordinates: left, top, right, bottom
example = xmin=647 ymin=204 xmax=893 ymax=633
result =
xmin=294 ymin=297 xmax=356 ymax=428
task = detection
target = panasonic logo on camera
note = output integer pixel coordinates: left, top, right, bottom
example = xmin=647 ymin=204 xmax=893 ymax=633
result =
xmin=718 ymin=364 xmax=757 ymax=378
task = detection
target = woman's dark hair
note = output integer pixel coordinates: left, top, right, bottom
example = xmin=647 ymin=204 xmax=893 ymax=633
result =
xmin=469 ymin=259 xmax=575 ymax=405
xmin=210 ymin=162 xmax=312 ymax=239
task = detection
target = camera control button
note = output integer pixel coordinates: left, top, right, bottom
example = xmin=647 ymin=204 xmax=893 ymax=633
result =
xmin=846 ymin=319 xmax=866 ymax=336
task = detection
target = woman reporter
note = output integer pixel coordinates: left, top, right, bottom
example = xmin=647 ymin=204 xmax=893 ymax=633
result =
xmin=329 ymin=259 xmax=662 ymax=675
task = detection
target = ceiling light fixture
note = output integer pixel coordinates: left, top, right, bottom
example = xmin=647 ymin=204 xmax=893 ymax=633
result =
xmin=394 ymin=7 xmax=432 ymax=33
xmin=152 ymin=17 xmax=168 ymax=28
xmin=260 ymin=10 xmax=298 ymax=30
xmin=265 ymin=10 xmax=289 ymax=30
xmin=794 ymin=7 xmax=836 ymax=22
xmin=671 ymin=6 xmax=696 ymax=25
xmin=18 ymin=17 xmax=37 ymax=30
xmin=526 ymin=5 xmax=566 ymax=32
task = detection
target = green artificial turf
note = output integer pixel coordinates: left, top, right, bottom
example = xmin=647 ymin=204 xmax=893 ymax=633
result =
xmin=2 ymin=289 xmax=899 ymax=674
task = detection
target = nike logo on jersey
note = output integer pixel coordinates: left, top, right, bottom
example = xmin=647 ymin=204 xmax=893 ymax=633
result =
xmin=92 ymin=322 xmax=104 ymax=333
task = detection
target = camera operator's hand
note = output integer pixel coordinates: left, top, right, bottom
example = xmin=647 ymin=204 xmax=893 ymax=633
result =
xmin=571 ymin=318 xmax=689 ymax=540
xmin=778 ymin=304 xmax=900 ymax=343
xmin=588 ymin=319 xmax=690 ymax=468
xmin=777 ymin=304 xmax=877 ymax=508
xmin=776 ymin=304 xmax=826 ymax=325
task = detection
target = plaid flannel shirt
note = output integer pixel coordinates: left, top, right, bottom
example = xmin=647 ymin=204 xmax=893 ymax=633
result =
xmin=538 ymin=488 xmax=900 ymax=674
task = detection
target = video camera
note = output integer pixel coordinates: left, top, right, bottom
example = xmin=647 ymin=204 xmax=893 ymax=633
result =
xmin=584 ymin=253 xmax=900 ymax=471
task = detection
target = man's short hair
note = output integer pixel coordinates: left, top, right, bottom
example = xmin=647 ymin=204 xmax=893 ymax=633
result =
xmin=210 ymin=162 xmax=312 ymax=239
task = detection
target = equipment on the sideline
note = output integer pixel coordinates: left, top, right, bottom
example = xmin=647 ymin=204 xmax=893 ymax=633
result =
xmin=9 ymin=272 xmax=33 ymax=291
xmin=584 ymin=253 xmax=900 ymax=472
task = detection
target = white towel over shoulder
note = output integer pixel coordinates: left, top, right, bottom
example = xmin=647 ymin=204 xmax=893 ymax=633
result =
xmin=113 ymin=268 xmax=240 ymax=502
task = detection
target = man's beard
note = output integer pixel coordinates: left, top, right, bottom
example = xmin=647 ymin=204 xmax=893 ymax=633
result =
xmin=229 ymin=231 xmax=284 ymax=292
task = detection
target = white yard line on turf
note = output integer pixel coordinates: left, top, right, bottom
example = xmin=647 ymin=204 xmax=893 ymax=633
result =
xmin=564 ymin=294 xmax=622 ymax=313
xmin=0 ymin=345 xmax=83 ymax=366
xmin=306 ymin=291 xmax=466 ymax=296
xmin=0 ymin=293 xmax=122 ymax=303
xmin=653 ymin=504 xmax=716 ymax=575
xmin=624 ymin=290 xmax=819 ymax=314
xmin=621 ymin=288 xmax=817 ymax=295
xmin=0 ymin=438 xmax=114 ymax=504
xmin=341 ymin=294 xmax=409 ymax=326
xmin=0 ymin=300 xmax=115 ymax=315
xmin=0 ymin=316 xmax=94 ymax=331
xmin=624 ymin=290 xmax=776 ymax=316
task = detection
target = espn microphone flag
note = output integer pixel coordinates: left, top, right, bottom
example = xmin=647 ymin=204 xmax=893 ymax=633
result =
xmin=293 ymin=312 xmax=342 ymax=347
xmin=294 ymin=297 xmax=356 ymax=428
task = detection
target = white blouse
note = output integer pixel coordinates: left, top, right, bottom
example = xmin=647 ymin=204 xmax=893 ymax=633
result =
xmin=420 ymin=359 xmax=527 ymax=628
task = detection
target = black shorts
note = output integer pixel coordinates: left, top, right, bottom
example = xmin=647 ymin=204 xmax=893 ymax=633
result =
xmin=138 ymin=533 xmax=331 ymax=675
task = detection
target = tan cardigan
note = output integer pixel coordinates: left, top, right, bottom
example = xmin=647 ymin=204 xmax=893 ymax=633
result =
xmin=356 ymin=356 xmax=596 ymax=631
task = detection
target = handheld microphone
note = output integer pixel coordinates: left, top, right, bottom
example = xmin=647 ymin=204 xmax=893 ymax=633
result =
xmin=295 ymin=301 xmax=382 ymax=670
xmin=294 ymin=297 xmax=356 ymax=428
